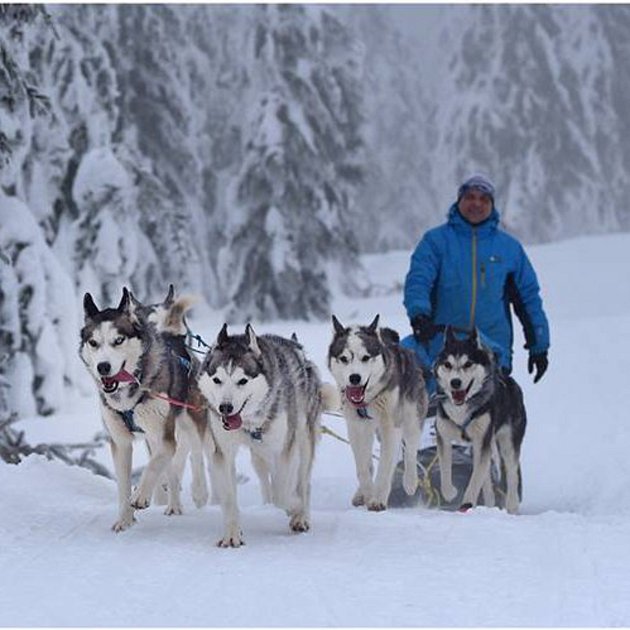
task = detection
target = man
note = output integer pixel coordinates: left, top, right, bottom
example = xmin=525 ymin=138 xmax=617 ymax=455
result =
xmin=402 ymin=174 xmax=550 ymax=395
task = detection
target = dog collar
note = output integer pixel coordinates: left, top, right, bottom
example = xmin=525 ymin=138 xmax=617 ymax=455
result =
xmin=121 ymin=409 xmax=145 ymax=434
xmin=244 ymin=427 xmax=263 ymax=441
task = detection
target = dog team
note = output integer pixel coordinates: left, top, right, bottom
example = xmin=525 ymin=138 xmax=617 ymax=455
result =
xmin=79 ymin=285 xmax=527 ymax=547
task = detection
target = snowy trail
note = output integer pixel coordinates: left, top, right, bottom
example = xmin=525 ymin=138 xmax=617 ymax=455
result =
xmin=4 ymin=233 xmax=630 ymax=626
xmin=2 ymin=452 xmax=630 ymax=627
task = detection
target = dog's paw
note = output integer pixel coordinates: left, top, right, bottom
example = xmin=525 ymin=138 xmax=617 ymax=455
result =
xmin=130 ymin=495 xmax=151 ymax=510
xmin=164 ymin=503 xmax=183 ymax=516
xmin=111 ymin=514 xmax=136 ymax=532
xmin=441 ymin=483 xmax=458 ymax=503
xmin=217 ymin=532 xmax=245 ymax=548
xmin=367 ymin=500 xmax=387 ymax=512
xmin=402 ymin=470 xmax=419 ymax=496
xmin=289 ymin=514 xmax=310 ymax=533
xmin=352 ymin=490 xmax=366 ymax=507
xmin=192 ymin=484 xmax=209 ymax=509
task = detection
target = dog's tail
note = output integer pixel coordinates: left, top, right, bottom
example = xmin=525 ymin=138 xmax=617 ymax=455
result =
xmin=320 ymin=382 xmax=341 ymax=413
xmin=162 ymin=294 xmax=199 ymax=335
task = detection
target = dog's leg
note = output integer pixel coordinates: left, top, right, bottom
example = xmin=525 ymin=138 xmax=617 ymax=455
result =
xmin=401 ymin=413 xmax=422 ymax=496
xmin=346 ymin=417 xmax=375 ymax=507
xmin=271 ymin=443 xmax=301 ymax=516
xmin=250 ymin=451 xmax=272 ymax=504
xmin=287 ymin=425 xmax=316 ymax=533
xmin=461 ymin=418 xmax=493 ymax=509
xmin=481 ymin=468 xmax=496 ymax=508
xmin=436 ymin=420 xmax=458 ymax=503
xmin=176 ymin=414 xmax=209 ymax=509
xmin=109 ymin=437 xmax=136 ymax=532
xmin=495 ymin=427 xmax=521 ymax=514
xmin=212 ymin=444 xmax=243 ymax=548
xmin=146 ymin=438 xmax=169 ymax=506
xmin=371 ymin=419 xmax=401 ymax=511
xmin=132 ymin=438 xmax=178 ymax=512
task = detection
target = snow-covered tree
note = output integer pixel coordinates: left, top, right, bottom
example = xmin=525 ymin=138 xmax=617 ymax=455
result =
xmin=220 ymin=5 xmax=367 ymax=321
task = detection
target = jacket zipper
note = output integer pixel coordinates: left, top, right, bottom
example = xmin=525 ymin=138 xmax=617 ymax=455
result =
xmin=470 ymin=228 xmax=477 ymax=329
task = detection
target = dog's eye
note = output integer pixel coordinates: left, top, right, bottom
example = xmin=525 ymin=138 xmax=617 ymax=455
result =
xmin=443 ymin=361 xmax=452 ymax=370
xmin=463 ymin=361 xmax=473 ymax=369
xmin=213 ymin=377 xmax=222 ymax=385
xmin=113 ymin=336 xmax=125 ymax=346
xmin=339 ymin=356 xmax=349 ymax=364
xmin=237 ymin=378 xmax=248 ymax=386
xmin=361 ymin=355 xmax=371 ymax=363
xmin=88 ymin=339 xmax=98 ymax=348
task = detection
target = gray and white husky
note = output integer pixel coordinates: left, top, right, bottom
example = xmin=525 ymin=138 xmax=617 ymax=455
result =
xmin=79 ymin=287 xmax=210 ymax=531
xmin=128 ymin=285 xmax=212 ymax=509
xmin=197 ymin=324 xmax=335 ymax=547
xmin=328 ymin=315 xmax=428 ymax=511
xmin=434 ymin=326 xmax=527 ymax=514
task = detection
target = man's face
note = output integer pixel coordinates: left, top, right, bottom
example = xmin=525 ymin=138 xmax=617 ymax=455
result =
xmin=458 ymin=188 xmax=493 ymax=224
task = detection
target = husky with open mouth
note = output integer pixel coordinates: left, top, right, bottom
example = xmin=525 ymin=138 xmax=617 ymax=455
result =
xmin=434 ymin=326 xmax=527 ymax=513
xmin=79 ymin=287 xmax=210 ymax=531
xmin=328 ymin=315 xmax=428 ymax=511
xmin=197 ymin=324 xmax=337 ymax=547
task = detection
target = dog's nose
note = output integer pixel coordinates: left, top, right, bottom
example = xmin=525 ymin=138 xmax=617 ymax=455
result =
xmin=450 ymin=378 xmax=462 ymax=390
xmin=349 ymin=373 xmax=362 ymax=386
xmin=219 ymin=402 xmax=234 ymax=416
xmin=97 ymin=362 xmax=111 ymax=376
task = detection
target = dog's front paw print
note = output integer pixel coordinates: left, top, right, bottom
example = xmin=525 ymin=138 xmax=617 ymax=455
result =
xmin=441 ymin=483 xmax=458 ymax=503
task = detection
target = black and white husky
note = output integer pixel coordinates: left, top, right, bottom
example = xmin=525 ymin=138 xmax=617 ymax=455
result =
xmin=328 ymin=315 xmax=428 ymax=511
xmin=79 ymin=287 xmax=210 ymax=531
xmin=197 ymin=324 xmax=336 ymax=547
xmin=434 ymin=326 xmax=527 ymax=514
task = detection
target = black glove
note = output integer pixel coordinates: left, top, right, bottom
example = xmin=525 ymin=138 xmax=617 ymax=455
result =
xmin=411 ymin=314 xmax=434 ymax=344
xmin=528 ymin=351 xmax=548 ymax=384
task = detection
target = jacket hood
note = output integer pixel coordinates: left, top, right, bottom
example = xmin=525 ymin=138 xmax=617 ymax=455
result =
xmin=447 ymin=203 xmax=500 ymax=236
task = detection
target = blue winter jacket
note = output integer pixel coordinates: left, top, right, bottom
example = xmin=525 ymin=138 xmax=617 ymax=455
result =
xmin=402 ymin=204 xmax=550 ymax=374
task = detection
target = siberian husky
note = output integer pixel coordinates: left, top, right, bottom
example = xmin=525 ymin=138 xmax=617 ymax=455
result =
xmin=434 ymin=326 xmax=527 ymax=513
xmin=79 ymin=287 xmax=209 ymax=531
xmin=197 ymin=324 xmax=335 ymax=547
xmin=128 ymin=285 xmax=212 ymax=509
xmin=328 ymin=315 xmax=428 ymax=511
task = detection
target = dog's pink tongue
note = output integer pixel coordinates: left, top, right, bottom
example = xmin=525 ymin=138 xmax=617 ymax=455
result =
xmin=345 ymin=386 xmax=365 ymax=406
xmin=453 ymin=390 xmax=466 ymax=405
xmin=223 ymin=414 xmax=243 ymax=431
xmin=114 ymin=369 xmax=136 ymax=383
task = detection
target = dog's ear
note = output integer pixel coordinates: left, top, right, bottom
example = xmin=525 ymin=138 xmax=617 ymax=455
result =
xmin=163 ymin=284 xmax=175 ymax=307
xmin=83 ymin=293 xmax=99 ymax=319
xmin=117 ymin=287 xmax=130 ymax=313
xmin=216 ymin=323 xmax=229 ymax=347
xmin=332 ymin=315 xmax=346 ymax=336
xmin=128 ymin=290 xmax=142 ymax=309
xmin=379 ymin=327 xmax=400 ymax=346
xmin=470 ymin=327 xmax=481 ymax=348
xmin=245 ymin=323 xmax=261 ymax=357
xmin=367 ymin=314 xmax=380 ymax=333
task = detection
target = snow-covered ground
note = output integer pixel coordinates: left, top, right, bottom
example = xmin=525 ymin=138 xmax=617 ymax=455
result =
xmin=3 ymin=233 xmax=630 ymax=626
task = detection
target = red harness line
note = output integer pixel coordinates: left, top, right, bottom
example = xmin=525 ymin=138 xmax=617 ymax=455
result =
xmin=116 ymin=369 xmax=204 ymax=412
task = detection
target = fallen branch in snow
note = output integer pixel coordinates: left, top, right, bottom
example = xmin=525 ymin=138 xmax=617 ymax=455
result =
xmin=0 ymin=413 xmax=112 ymax=478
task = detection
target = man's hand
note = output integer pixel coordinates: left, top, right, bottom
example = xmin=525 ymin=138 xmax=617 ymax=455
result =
xmin=528 ymin=351 xmax=548 ymax=383
xmin=411 ymin=314 xmax=434 ymax=344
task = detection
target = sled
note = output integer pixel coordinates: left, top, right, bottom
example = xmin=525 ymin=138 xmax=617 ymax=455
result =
xmin=388 ymin=444 xmax=507 ymax=511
